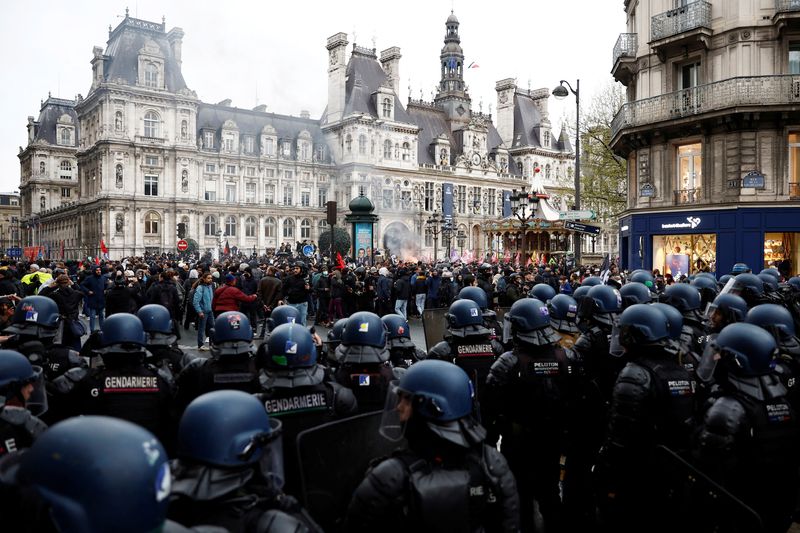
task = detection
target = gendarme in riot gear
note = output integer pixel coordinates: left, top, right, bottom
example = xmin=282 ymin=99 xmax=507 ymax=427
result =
xmin=382 ymin=314 xmax=426 ymax=368
xmin=548 ymin=293 xmax=580 ymax=350
xmin=346 ymin=360 xmax=520 ymax=532
xmin=458 ymin=286 xmax=503 ymax=342
xmin=0 ymin=350 xmax=47 ymax=458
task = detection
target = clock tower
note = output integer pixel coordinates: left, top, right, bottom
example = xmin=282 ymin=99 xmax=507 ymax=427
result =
xmin=434 ymin=11 xmax=471 ymax=127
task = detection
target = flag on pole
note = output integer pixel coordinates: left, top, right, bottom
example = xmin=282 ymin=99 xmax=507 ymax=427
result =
xmin=224 ymin=240 xmax=230 ymax=256
xmin=467 ymin=61 xmax=479 ymax=69
xmin=100 ymin=239 xmax=109 ymax=260
xmin=336 ymin=252 xmax=346 ymax=271
xmin=526 ymin=255 xmax=533 ymax=267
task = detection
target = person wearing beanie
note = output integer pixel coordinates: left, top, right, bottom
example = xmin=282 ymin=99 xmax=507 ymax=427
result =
xmin=212 ymin=273 xmax=257 ymax=314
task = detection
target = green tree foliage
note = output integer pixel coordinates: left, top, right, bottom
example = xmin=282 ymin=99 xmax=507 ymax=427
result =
xmin=318 ymin=227 xmax=351 ymax=258
xmin=579 ymin=83 xmax=628 ymax=221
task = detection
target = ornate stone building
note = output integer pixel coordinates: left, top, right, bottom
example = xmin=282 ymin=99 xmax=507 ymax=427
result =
xmin=19 ymin=11 xmax=576 ymax=261
xmin=612 ymin=0 xmax=800 ymax=275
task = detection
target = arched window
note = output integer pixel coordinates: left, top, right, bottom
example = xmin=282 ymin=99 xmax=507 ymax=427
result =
xmin=318 ymin=219 xmax=328 ymax=236
xmin=300 ymin=218 xmax=311 ymax=239
xmin=402 ymin=142 xmax=410 ymax=161
xmin=383 ymin=140 xmax=392 ymax=159
xmin=358 ymin=135 xmax=367 ymax=155
xmin=382 ymin=98 xmax=392 ymax=118
xmin=40 ymin=197 xmax=46 ymax=210
xmin=245 ymin=216 xmax=257 ymax=237
xmin=60 ymin=160 xmax=72 ymax=172
xmin=283 ymin=218 xmax=295 ymax=239
xmin=39 ymin=162 xmax=45 ymax=174
xmin=144 ymin=63 xmax=159 ymax=87
xmin=225 ymin=215 xmax=237 ymax=236
xmin=345 ymin=134 xmax=352 ymax=153
xmin=265 ymin=217 xmax=277 ymax=238
xmin=144 ymin=111 xmax=159 ymax=138
xmin=144 ymin=212 xmax=160 ymax=234
xmin=181 ymin=170 xmax=189 ymax=192
xmin=60 ymin=128 xmax=71 ymax=145
xmin=204 ymin=215 xmax=217 ymax=236
xmin=115 ymin=164 xmax=123 ymax=188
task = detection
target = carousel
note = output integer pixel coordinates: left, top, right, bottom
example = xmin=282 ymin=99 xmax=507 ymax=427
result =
xmin=484 ymin=174 xmax=578 ymax=265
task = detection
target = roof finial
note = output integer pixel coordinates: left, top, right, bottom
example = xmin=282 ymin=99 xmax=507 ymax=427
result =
xmin=162 ymin=15 xmax=166 ymax=26
xmin=125 ymin=6 xmax=129 ymax=17
xmin=479 ymin=98 xmax=483 ymax=113
xmin=527 ymin=79 xmax=531 ymax=94
xmin=352 ymin=28 xmax=357 ymax=44
xmin=371 ymin=35 xmax=376 ymax=50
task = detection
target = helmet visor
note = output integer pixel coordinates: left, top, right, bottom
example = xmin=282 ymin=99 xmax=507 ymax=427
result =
xmin=258 ymin=418 xmax=284 ymax=492
xmin=696 ymin=341 xmax=720 ymax=384
xmin=609 ymin=322 xmax=626 ymax=358
xmin=379 ymin=381 xmax=406 ymax=442
xmin=25 ymin=366 xmax=48 ymax=416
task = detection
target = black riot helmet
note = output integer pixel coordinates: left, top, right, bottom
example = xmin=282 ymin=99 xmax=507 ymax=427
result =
xmin=619 ymin=282 xmax=652 ymax=308
xmin=650 ymin=303 xmax=684 ymax=341
xmin=97 ymin=313 xmax=148 ymax=357
xmin=787 ymin=276 xmax=800 ymax=293
xmin=629 ymin=270 xmax=656 ymax=293
xmin=745 ymin=304 xmax=796 ymax=342
xmin=326 ymin=318 xmax=347 ymax=344
xmin=4 ymin=295 xmax=60 ymax=339
xmin=504 ymin=298 xmax=560 ymax=346
xmin=382 ymin=314 xmax=415 ymax=349
xmin=661 ymin=283 xmax=702 ymax=313
xmin=548 ymin=294 xmax=580 ymax=334
xmin=572 ymin=285 xmax=592 ymax=308
xmin=759 ymin=268 xmax=781 ymax=281
xmin=704 ymin=293 xmax=748 ymax=332
xmin=266 ymin=305 xmax=301 ymax=333
xmin=757 ymin=272 xmax=780 ymax=294
xmin=612 ymin=304 xmax=670 ymax=356
xmin=690 ymin=275 xmax=718 ymax=309
xmin=446 ymin=299 xmax=490 ymax=338
xmin=581 ymin=276 xmax=604 ymax=287
xmin=578 ymin=285 xmax=622 ymax=326
xmin=713 ymin=323 xmax=777 ymax=377
xmin=136 ymin=304 xmax=176 ymax=347
xmin=458 ymin=286 xmax=488 ymax=310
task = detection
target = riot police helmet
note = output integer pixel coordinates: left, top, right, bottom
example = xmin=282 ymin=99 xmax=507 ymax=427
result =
xmin=548 ymin=294 xmax=580 ymax=334
xmin=504 ymin=297 xmax=560 ymax=346
xmin=265 ymin=323 xmax=317 ymax=369
xmin=478 ymin=263 xmax=493 ymax=275
xmin=757 ymin=272 xmax=780 ymax=294
xmin=650 ymin=303 xmax=684 ymax=341
xmin=731 ymin=262 xmax=751 ymax=274
xmin=572 ymin=285 xmax=592 ymax=307
xmin=619 ymin=282 xmax=652 ymax=308
xmin=788 ymin=276 xmax=800 ymax=292
xmin=326 ymin=318 xmax=348 ymax=344
xmin=4 ymin=295 xmax=60 ymax=338
xmin=266 ymin=305 xmax=301 ymax=333
xmin=136 ymin=304 xmax=176 ymax=347
xmin=660 ymin=283 xmax=702 ymax=313
xmin=578 ymin=285 xmax=622 ymax=326
xmin=760 ymin=268 xmax=781 ymax=281
xmin=0 ymin=416 xmax=171 ymax=533
xmin=382 ymin=314 xmax=414 ymax=349
xmin=0 ymin=350 xmax=46 ymax=414
xmin=704 ymin=293 xmax=748 ymax=332
xmin=629 ymin=270 xmax=656 ymax=292
xmin=613 ymin=304 xmax=670 ymax=354
xmin=177 ymin=390 xmax=283 ymax=488
xmin=718 ymin=274 xmax=734 ymax=290
xmin=458 ymin=286 xmax=488 ymax=310
xmin=713 ymin=323 xmax=777 ymax=377
xmin=342 ymin=312 xmax=387 ymax=348
xmin=446 ymin=299 xmax=490 ymax=338
xmin=97 ymin=313 xmax=148 ymax=356
xmin=729 ymin=273 xmax=766 ymax=307
xmin=529 ymin=283 xmax=557 ymax=303
xmin=381 ymin=359 xmax=484 ymax=448
xmin=581 ymin=276 xmax=604 ymax=287
xmin=745 ymin=303 xmax=796 ymax=342
xmin=211 ymin=312 xmax=254 ymax=357
xmin=691 ymin=275 xmax=719 ymax=308
xmin=695 ymin=272 xmax=718 ymax=283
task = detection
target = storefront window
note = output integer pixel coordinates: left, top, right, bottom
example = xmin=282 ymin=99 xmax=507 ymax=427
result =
xmin=764 ymin=233 xmax=798 ymax=275
xmin=653 ymin=233 xmax=716 ymax=277
xmin=789 ymin=133 xmax=800 ymax=188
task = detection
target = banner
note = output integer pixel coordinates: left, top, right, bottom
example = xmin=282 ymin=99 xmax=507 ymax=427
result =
xmin=442 ymin=183 xmax=454 ymax=223
xmin=503 ymin=190 xmax=512 ymax=217
xmin=354 ymin=223 xmax=373 ymax=265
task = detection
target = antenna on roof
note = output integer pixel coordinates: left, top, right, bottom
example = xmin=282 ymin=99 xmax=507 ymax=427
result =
xmin=352 ymin=28 xmax=357 ymax=44
xmin=371 ymin=35 xmax=376 ymax=50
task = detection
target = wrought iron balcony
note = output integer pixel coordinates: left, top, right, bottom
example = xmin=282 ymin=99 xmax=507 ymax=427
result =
xmin=612 ymin=74 xmax=800 ymax=138
xmin=651 ymin=0 xmax=711 ymax=41
xmin=613 ymin=33 xmax=637 ymax=65
xmin=674 ymin=188 xmax=701 ymax=205
xmin=776 ymin=0 xmax=800 ymax=13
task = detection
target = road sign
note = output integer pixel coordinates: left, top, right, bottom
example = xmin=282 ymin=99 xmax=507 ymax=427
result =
xmin=565 ymin=221 xmax=601 ymax=235
xmin=558 ymin=210 xmax=596 ymax=220
xmin=742 ymin=170 xmax=765 ymax=189
xmin=640 ymin=183 xmax=655 ymax=197
xmin=6 ymin=247 xmax=21 ymax=258
xmin=302 ymin=244 xmax=314 ymax=257
xmin=177 ymin=239 xmax=188 ymax=251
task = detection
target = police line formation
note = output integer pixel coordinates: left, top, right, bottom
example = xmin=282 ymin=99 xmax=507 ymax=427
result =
xmin=1 ymin=260 xmax=800 ymax=532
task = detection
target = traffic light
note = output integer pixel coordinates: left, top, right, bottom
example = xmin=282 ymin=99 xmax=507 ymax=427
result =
xmin=177 ymin=222 xmax=186 ymax=239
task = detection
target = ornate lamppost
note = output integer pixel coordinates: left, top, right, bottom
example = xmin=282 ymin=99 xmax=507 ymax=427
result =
xmin=510 ymin=186 xmax=538 ymax=261
xmin=552 ymin=78 xmax=581 ymax=265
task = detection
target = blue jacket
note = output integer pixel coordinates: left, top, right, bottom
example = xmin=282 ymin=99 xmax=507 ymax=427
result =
xmin=192 ymin=283 xmax=213 ymax=314
xmin=80 ymin=274 xmax=109 ymax=309
xmin=377 ymin=275 xmax=392 ymax=300
xmin=426 ymin=275 xmax=442 ymax=299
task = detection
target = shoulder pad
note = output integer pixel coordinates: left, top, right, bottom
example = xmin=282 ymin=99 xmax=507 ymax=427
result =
xmin=364 ymin=456 xmax=410 ymax=495
xmin=490 ymin=339 xmax=505 ymax=355
xmin=0 ymin=406 xmax=45 ymax=437
xmin=331 ymin=382 xmax=359 ymax=416
xmin=616 ymin=362 xmax=652 ymax=387
xmin=704 ymin=396 xmax=749 ymax=436
xmin=255 ymin=509 xmax=313 ymax=533
xmin=427 ymin=341 xmax=452 ymax=360
xmin=66 ymin=349 xmax=86 ymax=367
xmin=52 ymin=366 xmax=88 ymax=393
xmin=487 ymin=352 xmax=518 ymax=386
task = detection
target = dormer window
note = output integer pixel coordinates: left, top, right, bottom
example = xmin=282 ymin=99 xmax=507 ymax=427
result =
xmin=144 ymin=63 xmax=159 ymax=88
xmin=58 ymin=127 xmax=73 ymax=146
xmin=382 ymin=98 xmax=392 ymax=118
xmin=203 ymin=131 xmax=215 ymax=149
xmin=543 ymin=131 xmax=551 ymax=147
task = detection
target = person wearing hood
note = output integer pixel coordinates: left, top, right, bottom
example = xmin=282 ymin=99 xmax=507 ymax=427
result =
xmin=79 ymin=265 xmax=110 ymax=332
xmin=376 ymin=266 xmax=393 ymax=316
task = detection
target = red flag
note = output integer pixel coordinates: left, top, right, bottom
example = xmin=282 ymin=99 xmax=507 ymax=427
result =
xmin=100 ymin=239 xmax=108 ymax=254
xmin=94 ymin=256 xmax=100 ymax=265
xmin=224 ymin=240 xmax=230 ymax=255
xmin=335 ymin=252 xmax=346 ymax=271
xmin=526 ymin=256 xmax=533 ymax=267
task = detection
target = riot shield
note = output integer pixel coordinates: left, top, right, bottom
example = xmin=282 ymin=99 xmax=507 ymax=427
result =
xmin=422 ymin=307 xmax=448 ymax=351
xmin=651 ymin=445 xmax=762 ymax=532
xmin=296 ymin=411 xmax=405 ymax=532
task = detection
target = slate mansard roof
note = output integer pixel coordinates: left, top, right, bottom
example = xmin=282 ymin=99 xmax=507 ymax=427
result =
xmin=512 ymin=92 xmax=572 ymax=153
xmin=103 ymin=16 xmax=188 ymax=92
xmin=344 ymin=53 xmax=413 ymax=124
xmin=33 ymin=97 xmax=79 ymax=146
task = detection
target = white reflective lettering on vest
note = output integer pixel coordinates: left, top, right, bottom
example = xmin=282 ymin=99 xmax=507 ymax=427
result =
xmin=667 ymin=380 xmax=692 ymax=397
xmin=103 ymin=375 xmax=158 ymax=392
xmin=265 ymin=392 xmax=328 ymax=416
xmin=767 ymin=402 xmax=792 ymax=423
xmin=4 ymin=438 xmax=16 ymax=453
xmin=456 ymin=344 xmax=493 ymax=357
xmin=533 ymin=361 xmax=560 ymax=376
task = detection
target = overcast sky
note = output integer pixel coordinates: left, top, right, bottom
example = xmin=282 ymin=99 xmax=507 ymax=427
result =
xmin=0 ymin=0 xmax=626 ymax=193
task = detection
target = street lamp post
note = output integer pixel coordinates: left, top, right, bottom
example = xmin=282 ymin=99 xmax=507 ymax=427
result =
xmin=457 ymin=229 xmax=466 ymax=256
xmin=510 ymin=186 xmax=538 ymax=262
xmin=425 ymin=213 xmax=442 ymax=261
xmin=441 ymin=217 xmax=455 ymax=261
xmin=553 ymin=79 xmax=581 ymax=266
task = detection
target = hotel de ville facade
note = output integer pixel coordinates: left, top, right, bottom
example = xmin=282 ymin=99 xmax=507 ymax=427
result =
xmin=16 ymin=11 xmax=603 ymax=262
